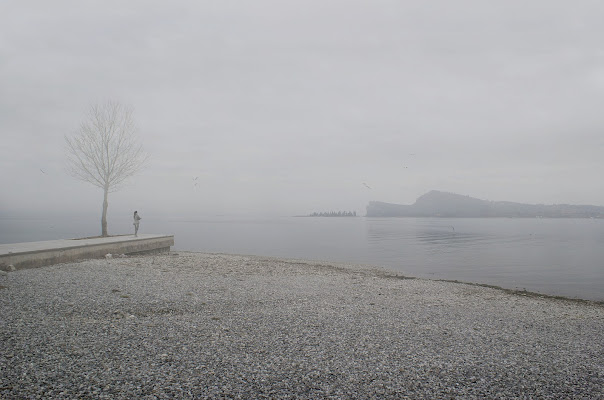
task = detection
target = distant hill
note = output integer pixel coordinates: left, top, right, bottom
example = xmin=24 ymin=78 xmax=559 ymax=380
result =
xmin=366 ymin=191 xmax=604 ymax=218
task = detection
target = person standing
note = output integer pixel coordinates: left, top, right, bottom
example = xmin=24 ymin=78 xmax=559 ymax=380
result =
xmin=133 ymin=211 xmax=141 ymax=237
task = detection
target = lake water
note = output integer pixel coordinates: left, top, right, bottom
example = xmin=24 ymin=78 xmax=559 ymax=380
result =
xmin=1 ymin=216 xmax=603 ymax=301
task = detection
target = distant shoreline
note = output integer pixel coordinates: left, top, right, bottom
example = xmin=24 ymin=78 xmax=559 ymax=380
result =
xmin=367 ymin=190 xmax=604 ymax=218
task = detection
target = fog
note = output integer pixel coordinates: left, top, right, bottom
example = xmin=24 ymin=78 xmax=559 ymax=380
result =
xmin=2 ymin=0 xmax=604 ymax=220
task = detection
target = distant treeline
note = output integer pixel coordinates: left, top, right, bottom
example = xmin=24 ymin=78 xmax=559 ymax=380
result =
xmin=309 ymin=211 xmax=357 ymax=217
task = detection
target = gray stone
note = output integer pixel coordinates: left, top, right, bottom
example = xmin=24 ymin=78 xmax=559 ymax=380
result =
xmin=0 ymin=253 xmax=602 ymax=399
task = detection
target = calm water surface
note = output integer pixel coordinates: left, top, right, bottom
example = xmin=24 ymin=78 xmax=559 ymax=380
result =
xmin=2 ymin=216 xmax=603 ymax=301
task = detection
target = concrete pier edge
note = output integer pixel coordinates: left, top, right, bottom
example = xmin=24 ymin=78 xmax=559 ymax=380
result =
xmin=0 ymin=234 xmax=174 ymax=271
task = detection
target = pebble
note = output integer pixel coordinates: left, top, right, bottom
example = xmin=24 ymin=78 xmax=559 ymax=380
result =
xmin=0 ymin=252 xmax=602 ymax=399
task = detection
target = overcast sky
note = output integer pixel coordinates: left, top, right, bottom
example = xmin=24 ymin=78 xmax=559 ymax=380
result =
xmin=2 ymin=0 xmax=604 ymax=219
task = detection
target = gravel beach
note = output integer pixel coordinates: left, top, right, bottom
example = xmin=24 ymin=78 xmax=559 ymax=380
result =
xmin=1 ymin=252 xmax=603 ymax=399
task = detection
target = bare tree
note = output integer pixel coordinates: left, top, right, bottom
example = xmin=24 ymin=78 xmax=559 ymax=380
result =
xmin=65 ymin=101 xmax=148 ymax=237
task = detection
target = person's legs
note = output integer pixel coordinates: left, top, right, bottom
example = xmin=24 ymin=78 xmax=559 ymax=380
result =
xmin=135 ymin=223 xmax=139 ymax=236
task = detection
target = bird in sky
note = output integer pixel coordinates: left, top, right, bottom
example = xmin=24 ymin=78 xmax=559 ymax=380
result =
xmin=362 ymin=182 xmax=372 ymax=189
xmin=40 ymin=169 xmax=46 ymax=174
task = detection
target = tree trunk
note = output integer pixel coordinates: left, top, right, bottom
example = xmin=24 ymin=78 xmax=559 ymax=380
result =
xmin=101 ymin=186 xmax=109 ymax=237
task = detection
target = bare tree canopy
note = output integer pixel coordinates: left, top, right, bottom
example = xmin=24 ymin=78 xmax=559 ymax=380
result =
xmin=65 ymin=101 xmax=148 ymax=236
xmin=66 ymin=101 xmax=147 ymax=192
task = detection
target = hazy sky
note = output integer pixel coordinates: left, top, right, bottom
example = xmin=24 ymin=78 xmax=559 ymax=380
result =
xmin=2 ymin=0 xmax=604 ymax=218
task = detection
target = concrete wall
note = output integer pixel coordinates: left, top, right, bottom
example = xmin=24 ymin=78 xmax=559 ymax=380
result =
xmin=0 ymin=236 xmax=174 ymax=271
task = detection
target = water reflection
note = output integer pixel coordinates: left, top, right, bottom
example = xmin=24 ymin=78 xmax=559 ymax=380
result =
xmin=367 ymin=219 xmax=490 ymax=252
xmin=364 ymin=218 xmax=604 ymax=300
